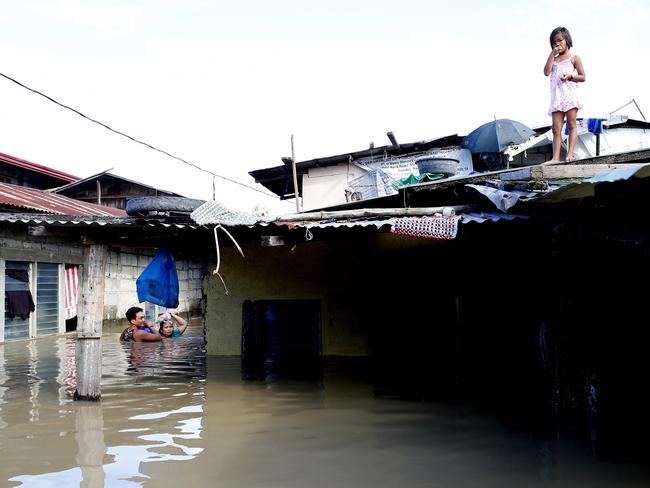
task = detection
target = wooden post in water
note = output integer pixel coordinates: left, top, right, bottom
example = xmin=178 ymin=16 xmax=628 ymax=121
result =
xmin=74 ymin=244 xmax=108 ymax=401
xmin=75 ymin=403 xmax=106 ymax=485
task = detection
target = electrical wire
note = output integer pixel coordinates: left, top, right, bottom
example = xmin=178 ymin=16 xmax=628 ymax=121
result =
xmin=0 ymin=71 xmax=279 ymax=199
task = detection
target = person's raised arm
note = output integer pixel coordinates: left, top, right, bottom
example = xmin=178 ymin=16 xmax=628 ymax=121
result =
xmin=170 ymin=312 xmax=188 ymax=334
xmin=544 ymin=46 xmax=560 ymax=76
xmin=134 ymin=325 xmax=163 ymax=342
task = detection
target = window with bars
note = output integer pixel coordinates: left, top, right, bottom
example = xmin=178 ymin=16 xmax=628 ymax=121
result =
xmin=36 ymin=262 xmax=60 ymax=336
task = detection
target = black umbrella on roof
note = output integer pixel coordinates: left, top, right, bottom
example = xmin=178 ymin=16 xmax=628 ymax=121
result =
xmin=461 ymin=119 xmax=536 ymax=153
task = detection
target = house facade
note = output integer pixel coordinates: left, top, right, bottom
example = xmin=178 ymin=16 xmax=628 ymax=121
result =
xmin=0 ymin=151 xmax=206 ymax=343
xmin=0 ymin=214 xmax=209 ymax=342
xmin=199 ymin=145 xmax=650 ymax=452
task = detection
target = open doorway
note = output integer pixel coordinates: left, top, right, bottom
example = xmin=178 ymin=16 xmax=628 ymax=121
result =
xmin=242 ymin=299 xmax=322 ymax=380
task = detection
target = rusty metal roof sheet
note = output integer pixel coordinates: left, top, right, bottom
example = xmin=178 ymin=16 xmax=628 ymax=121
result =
xmin=0 ymin=183 xmax=126 ymax=216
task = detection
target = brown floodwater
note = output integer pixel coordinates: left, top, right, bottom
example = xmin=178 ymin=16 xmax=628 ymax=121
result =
xmin=1 ymin=328 xmax=649 ymax=487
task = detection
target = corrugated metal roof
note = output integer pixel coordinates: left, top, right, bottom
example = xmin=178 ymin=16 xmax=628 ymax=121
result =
xmin=0 ymin=210 xmax=524 ymax=233
xmin=0 ymin=152 xmax=79 ymax=182
xmin=277 ymin=213 xmax=527 ymax=229
xmin=0 ymin=213 xmax=198 ymax=228
xmin=0 ymin=183 xmax=126 ymax=216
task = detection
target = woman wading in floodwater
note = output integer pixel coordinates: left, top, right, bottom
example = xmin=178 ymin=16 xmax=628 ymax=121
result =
xmin=157 ymin=311 xmax=188 ymax=338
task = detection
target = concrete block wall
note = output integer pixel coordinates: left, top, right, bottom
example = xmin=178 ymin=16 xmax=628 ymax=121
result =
xmin=103 ymin=247 xmax=207 ymax=331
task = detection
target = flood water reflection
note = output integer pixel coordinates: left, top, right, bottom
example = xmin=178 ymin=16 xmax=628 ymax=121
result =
xmin=1 ymin=330 xmax=649 ymax=487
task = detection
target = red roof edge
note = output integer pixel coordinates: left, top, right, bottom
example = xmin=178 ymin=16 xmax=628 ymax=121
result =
xmin=0 ymin=151 xmax=79 ymax=183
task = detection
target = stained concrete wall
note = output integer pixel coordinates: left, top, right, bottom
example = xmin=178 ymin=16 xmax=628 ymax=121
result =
xmin=203 ymin=231 xmax=451 ymax=356
xmin=0 ymin=225 xmax=85 ymax=264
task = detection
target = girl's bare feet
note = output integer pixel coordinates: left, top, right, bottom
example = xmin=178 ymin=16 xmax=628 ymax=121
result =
xmin=565 ymin=155 xmax=575 ymax=162
xmin=542 ymin=160 xmax=560 ymax=165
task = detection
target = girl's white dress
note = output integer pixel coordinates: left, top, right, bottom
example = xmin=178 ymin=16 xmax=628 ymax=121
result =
xmin=548 ymin=56 xmax=582 ymax=115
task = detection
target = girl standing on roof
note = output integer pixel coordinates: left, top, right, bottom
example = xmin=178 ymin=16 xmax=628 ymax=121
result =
xmin=544 ymin=26 xmax=586 ymax=163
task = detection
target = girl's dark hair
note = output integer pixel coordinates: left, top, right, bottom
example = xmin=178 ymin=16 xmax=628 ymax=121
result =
xmin=158 ymin=319 xmax=171 ymax=336
xmin=550 ymin=27 xmax=573 ymax=48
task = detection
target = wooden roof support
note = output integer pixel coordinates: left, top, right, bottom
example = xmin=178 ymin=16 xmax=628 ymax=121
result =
xmin=499 ymin=164 xmax=639 ymax=181
xmin=74 ymin=243 xmax=108 ymax=401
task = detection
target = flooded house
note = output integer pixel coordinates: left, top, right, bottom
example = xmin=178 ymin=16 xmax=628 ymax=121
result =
xmin=232 ymin=121 xmax=650 ymax=457
xmin=0 ymin=152 xmax=207 ymax=343
xmin=3 ymin=121 xmax=650 ymax=483
xmin=6 ymin=125 xmax=650 ymax=435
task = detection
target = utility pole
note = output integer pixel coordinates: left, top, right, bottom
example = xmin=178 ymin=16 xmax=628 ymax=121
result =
xmin=291 ymin=134 xmax=301 ymax=212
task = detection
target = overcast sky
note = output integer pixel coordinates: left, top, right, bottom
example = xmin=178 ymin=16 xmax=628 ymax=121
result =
xmin=1 ymin=0 xmax=648 ymax=213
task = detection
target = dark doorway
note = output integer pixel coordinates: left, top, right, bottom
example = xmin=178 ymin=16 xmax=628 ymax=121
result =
xmin=242 ymin=299 xmax=322 ymax=380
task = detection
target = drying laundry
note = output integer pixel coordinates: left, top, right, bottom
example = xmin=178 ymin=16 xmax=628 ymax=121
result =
xmin=5 ymin=290 xmax=35 ymax=319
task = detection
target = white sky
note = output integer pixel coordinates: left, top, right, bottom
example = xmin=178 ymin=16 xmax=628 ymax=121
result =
xmin=0 ymin=0 xmax=648 ymax=213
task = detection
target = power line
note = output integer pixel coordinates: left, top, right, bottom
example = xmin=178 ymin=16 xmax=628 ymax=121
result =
xmin=0 ymin=71 xmax=279 ymax=199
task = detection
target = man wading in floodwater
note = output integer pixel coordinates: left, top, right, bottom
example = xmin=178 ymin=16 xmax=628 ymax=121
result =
xmin=120 ymin=306 xmax=163 ymax=342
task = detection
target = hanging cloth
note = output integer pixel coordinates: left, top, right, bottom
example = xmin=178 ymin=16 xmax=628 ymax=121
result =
xmin=587 ymin=118 xmax=604 ymax=135
xmin=6 ymin=270 xmax=29 ymax=283
xmin=5 ymin=290 xmax=35 ymax=319
xmin=64 ymin=266 xmax=79 ymax=320
xmin=136 ymin=249 xmax=179 ymax=308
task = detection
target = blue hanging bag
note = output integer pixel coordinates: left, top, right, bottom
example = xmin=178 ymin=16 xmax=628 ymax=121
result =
xmin=136 ymin=248 xmax=179 ymax=308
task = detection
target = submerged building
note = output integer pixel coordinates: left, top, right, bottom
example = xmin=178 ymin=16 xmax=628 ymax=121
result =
xmin=2 ymin=118 xmax=650 ymax=456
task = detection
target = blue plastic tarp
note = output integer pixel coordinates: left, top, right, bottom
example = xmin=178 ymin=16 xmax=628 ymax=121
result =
xmin=136 ymin=248 xmax=179 ymax=308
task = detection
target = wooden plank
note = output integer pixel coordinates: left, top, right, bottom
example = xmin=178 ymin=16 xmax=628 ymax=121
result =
xmin=409 ymin=149 xmax=650 ymax=193
xmin=74 ymin=244 xmax=108 ymax=401
xmin=500 ymin=164 xmax=638 ymax=181
xmin=499 ymin=167 xmax=541 ymax=181
xmin=540 ymin=164 xmax=636 ymax=179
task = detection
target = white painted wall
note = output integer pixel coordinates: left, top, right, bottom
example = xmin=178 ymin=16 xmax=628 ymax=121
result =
xmin=302 ymin=164 xmax=367 ymax=211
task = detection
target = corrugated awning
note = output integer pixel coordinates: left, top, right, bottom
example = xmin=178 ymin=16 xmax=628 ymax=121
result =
xmin=0 ymin=213 xmax=198 ymax=228
xmin=262 ymin=212 xmax=527 ymax=229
